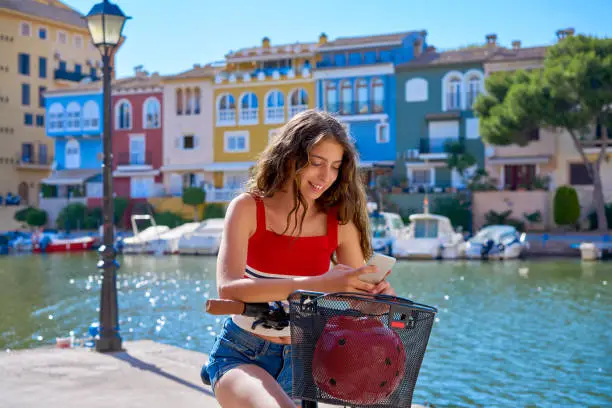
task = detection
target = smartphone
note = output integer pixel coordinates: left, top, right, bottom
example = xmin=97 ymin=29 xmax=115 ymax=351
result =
xmin=360 ymin=252 xmax=397 ymax=283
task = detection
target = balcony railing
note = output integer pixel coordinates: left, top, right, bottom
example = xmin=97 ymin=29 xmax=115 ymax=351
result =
xmin=54 ymin=69 xmax=99 ymax=83
xmin=419 ymin=137 xmax=459 ymax=154
xmin=117 ymin=151 xmax=153 ymax=166
xmin=16 ymin=152 xmax=53 ymax=167
xmin=326 ymin=101 xmax=385 ymax=115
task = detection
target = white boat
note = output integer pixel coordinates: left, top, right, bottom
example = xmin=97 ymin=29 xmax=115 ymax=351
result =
xmin=465 ymin=225 xmax=529 ymax=260
xmin=120 ymin=215 xmax=170 ymax=254
xmin=148 ymin=222 xmax=203 ymax=255
xmin=370 ymin=211 xmax=407 ymax=255
xmin=177 ymin=218 xmax=225 ymax=255
xmin=392 ymin=213 xmax=465 ymax=260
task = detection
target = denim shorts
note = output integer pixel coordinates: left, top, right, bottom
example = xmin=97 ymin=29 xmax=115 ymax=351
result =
xmin=203 ymin=317 xmax=293 ymax=396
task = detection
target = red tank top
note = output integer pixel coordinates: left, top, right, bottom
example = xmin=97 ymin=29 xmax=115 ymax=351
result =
xmin=245 ymin=196 xmax=339 ymax=279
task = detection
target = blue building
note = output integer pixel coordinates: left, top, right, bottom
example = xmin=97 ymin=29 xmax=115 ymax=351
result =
xmin=41 ymin=83 xmax=103 ymax=199
xmin=314 ymin=30 xmax=427 ymax=183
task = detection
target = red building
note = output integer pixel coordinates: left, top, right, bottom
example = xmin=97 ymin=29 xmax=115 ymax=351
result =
xmin=110 ymin=68 xmax=163 ymax=200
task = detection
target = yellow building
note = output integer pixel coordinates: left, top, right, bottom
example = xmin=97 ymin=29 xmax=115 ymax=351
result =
xmin=0 ymin=0 xmax=115 ymax=206
xmin=210 ymin=35 xmax=323 ymax=190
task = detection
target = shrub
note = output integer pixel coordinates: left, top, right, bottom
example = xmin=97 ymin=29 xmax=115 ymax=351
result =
xmin=26 ymin=208 xmax=47 ymax=227
xmin=204 ymin=203 xmax=226 ymax=219
xmin=14 ymin=206 xmax=36 ymax=223
xmin=154 ymin=211 xmax=187 ymax=228
xmin=183 ymin=187 xmax=206 ymax=221
xmin=553 ymin=186 xmax=580 ymax=226
xmin=432 ymin=195 xmax=472 ymax=233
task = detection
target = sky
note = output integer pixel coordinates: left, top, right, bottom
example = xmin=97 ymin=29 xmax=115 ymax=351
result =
xmin=65 ymin=0 xmax=612 ymax=79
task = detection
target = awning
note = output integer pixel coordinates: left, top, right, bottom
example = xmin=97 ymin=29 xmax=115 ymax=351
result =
xmin=160 ymin=163 xmax=206 ymax=172
xmin=113 ymin=169 xmax=160 ymax=177
xmin=404 ymin=161 xmax=447 ymax=169
xmin=40 ymin=169 xmax=100 ymax=185
xmin=202 ymin=162 xmax=255 ymax=172
xmin=487 ymin=155 xmax=551 ymax=165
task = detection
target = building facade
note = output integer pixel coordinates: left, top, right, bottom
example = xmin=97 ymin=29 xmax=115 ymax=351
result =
xmin=111 ymin=68 xmax=164 ymax=199
xmin=160 ymin=63 xmax=218 ymax=197
xmin=0 ymin=0 xmax=115 ymax=205
xmin=315 ymin=30 xmax=427 ymax=183
xmin=395 ymin=37 xmax=496 ymax=191
xmin=211 ymin=36 xmax=318 ymax=191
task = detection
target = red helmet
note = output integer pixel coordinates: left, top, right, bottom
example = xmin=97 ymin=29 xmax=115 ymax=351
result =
xmin=312 ymin=315 xmax=406 ymax=405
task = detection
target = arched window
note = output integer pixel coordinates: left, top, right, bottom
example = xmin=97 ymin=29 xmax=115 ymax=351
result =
xmin=176 ymin=88 xmax=183 ymax=115
xmin=65 ymin=139 xmax=80 ymax=169
xmin=194 ymin=87 xmax=201 ymax=114
xmin=340 ymin=80 xmax=353 ymax=114
xmin=65 ymin=102 xmax=81 ymax=131
xmin=115 ymin=99 xmax=132 ymax=130
xmin=265 ymin=90 xmax=284 ymax=123
xmin=239 ymin=92 xmax=259 ymax=124
xmin=356 ymin=79 xmax=368 ymax=114
xmin=185 ymin=88 xmax=192 ymax=115
xmin=442 ymin=71 xmax=464 ymax=111
xmin=324 ymin=81 xmax=338 ymax=112
xmin=371 ymin=78 xmax=384 ymax=113
xmin=288 ymin=88 xmax=308 ymax=118
xmin=48 ymin=103 xmax=64 ymax=131
xmin=143 ymin=97 xmax=161 ymax=128
xmin=464 ymin=70 xmax=484 ymax=108
xmin=82 ymin=100 xmax=100 ymax=130
xmin=217 ymin=93 xmax=236 ymax=125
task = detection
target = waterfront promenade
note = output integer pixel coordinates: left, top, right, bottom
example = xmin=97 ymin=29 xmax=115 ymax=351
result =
xmin=0 ymin=340 xmax=425 ymax=408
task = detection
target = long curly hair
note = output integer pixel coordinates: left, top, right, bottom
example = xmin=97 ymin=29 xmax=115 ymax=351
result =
xmin=246 ymin=109 xmax=372 ymax=262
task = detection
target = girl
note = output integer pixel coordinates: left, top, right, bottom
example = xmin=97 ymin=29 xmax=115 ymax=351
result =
xmin=203 ymin=109 xmax=396 ymax=408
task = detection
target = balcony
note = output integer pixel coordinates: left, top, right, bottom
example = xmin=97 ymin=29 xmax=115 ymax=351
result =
xmin=54 ymin=69 xmax=99 ymax=83
xmin=116 ymin=151 xmax=153 ymax=170
xmin=326 ymin=101 xmax=385 ymax=116
xmin=316 ymin=49 xmax=407 ymax=69
xmin=16 ymin=152 xmax=53 ymax=170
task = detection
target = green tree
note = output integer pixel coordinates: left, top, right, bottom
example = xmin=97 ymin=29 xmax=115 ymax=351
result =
xmin=553 ymin=186 xmax=580 ymax=227
xmin=474 ymin=34 xmax=612 ymax=232
xmin=444 ymin=140 xmax=477 ymax=180
xmin=25 ymin=208 xmax=48 ymax=228
xmin=182 ymin=187 xmax=206 ymax=221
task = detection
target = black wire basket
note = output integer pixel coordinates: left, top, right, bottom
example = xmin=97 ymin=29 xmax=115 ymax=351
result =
xmin=289 ymin=291 xmax=437 ymax=408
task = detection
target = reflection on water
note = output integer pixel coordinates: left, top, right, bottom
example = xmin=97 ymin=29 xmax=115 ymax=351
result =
xmin=0 ymin=253 xmax=610 ymax=406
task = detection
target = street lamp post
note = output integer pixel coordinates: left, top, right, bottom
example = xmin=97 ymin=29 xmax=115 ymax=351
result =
xmin=84 ymin=0 xmax=130 ymax=353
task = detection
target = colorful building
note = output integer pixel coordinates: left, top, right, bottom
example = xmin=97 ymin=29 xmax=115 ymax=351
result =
xmin=160 ymin=63 xmax=220 ymax=197
xmin=210 ymin=36 xmax=319 ymax=191
xmin=395 ymin=36 xmax=494 ymax=191
xmin=315 ymin=30 xmax=427 ymax=184
xmin=111 ymin=67 xmax=164 ymax=199
xmin=0 ymin=0 xmax=116 ymax=205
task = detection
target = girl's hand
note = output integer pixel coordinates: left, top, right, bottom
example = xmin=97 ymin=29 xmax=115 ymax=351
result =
xmin=319 ymin=263 xmax=380 ymax=293
xmin=372 ymin=279 xmax=396 ymax=296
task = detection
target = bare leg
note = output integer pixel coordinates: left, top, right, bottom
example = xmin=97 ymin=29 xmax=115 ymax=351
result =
xmin=214 ymin=364 xmax=296 ymax=408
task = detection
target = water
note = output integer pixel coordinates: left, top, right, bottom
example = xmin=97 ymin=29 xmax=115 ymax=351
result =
xmin=0 ymin=253 xmax=610 ymax=407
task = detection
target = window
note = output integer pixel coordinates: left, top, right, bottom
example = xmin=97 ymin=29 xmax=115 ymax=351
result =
xmin=21 ymin=84 xmax=30 ymax=106
xmin=39 ymin=144 xmax=48 ymax=164
xmin=466 ymin=74 xmax=482 ymax=107
xmin=24 ymin=113 xmax=33 ymax=126
xmin=224 ymin=131 xmax=249 ymax=153
xmin=21 ymin=143 xmax=34 ymax=163
xmin=57 ymin=31 xmax=67 ymax=44
xmin=569 ymin=163 xmax=593 ymax=186
xmin=288 ymin=88 xmax=308 ymax=118
xmin=265 ymin=90 xmax=284 ymax=123
xmin=405 ymin=78 xmax=428 ymax=102
xmin=74 ymin=64 xmax=82 ymax=74
xmin=194 ymin=87 xmax=201 ymax=114
xmin=39 ymin=57 xmax=47 ymax=78
xmin=340 ymin=80 xmax=353 ymax=114
xmin=447 ymin=77 xmax=462 ymax=110
xmin=115 ymin=100 xmax=132 ymax=130
xmin=217 ymin=93 xmax=236 ymax=125
xmin=176 ymin=88 xmax=183 ymax=115
xmin=20 ymin=22 xmax=32 ymax=36
xmin=38 ymin=27 xmax=47 ymax=40
xmin=185 ymin=88 xmax=192 ymax=115
xmin=65 ymin=139 xmax=80 ymax=169
xmin=182 ymin=135 xmax=196 ymax=150
xmin=239 ymin=92 xmax=258 ymax=124
xmin=376 ymin=123 xmax=389 ymax=143
xmin=143 ymin=97 xmax=161 ymax=128
xmin=36 ymin=114 xmax=44 ymax=127
xmin=129 ymin=135 xmax=146 ymax=165
xmin=371 ymin=78 xmax=384 ymax=113
xmin=356 ymin=79 xmax=368 ymax=114
xmin=73 ymin=35 xmax=83 ymax=48
xmin=324 ymin=81 xmax=338 ymax=112
xmin=38 ymin=86 xmax=46 ymax=108
xmin=18 ymin=53 xmax=30 ymax=75
xmin=48 ymin=103 xmax=64 ymax=130
xmin=528 ymin=128 xmax=540 ymax=141
xmin=504 ymin=164 xmax=536 ymax=189
xmin=413 ymin=219 xmax=439 ymax=238
xmin=65 ymin=102 xmax=81 ymax=131
xmin=83 ymin=100 xmax=100 ymax=130
xmin=411 ymin=169 xmax=432 ymax=186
